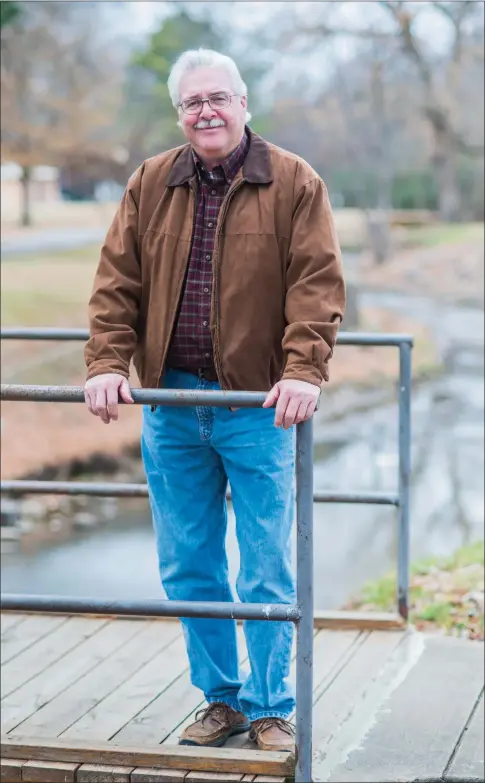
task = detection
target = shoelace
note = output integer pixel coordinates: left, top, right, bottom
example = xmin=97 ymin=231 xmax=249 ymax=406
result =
xmin=195 ymin=702 xmax=234 ymax=728
xmin=250 ymin=717 xmax=295 ymax=737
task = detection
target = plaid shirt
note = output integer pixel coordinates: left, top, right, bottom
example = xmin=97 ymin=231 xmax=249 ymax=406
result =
xmin=166 ymin=131 xmax=249 ymax=368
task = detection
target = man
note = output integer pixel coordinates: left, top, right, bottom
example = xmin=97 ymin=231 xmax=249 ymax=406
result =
xmin=84 ymin=48 xmax=345 ymax=753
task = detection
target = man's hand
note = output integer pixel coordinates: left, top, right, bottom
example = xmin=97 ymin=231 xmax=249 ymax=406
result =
xmin=84 ymin=373 xmax=134 ymax=424
xmin=263 ymin=379 xmax=320 ymax=429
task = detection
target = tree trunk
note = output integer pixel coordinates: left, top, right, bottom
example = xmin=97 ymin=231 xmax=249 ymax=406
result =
xmin=341 ymin=272 xmax=360 ymax=331
xmin=366 ymin=209 xmax=392 ymax=265
xmin=432 ymin=128 xmax=463 ymax=223
xmin=20 ymin=165 xmax=32 ymax=227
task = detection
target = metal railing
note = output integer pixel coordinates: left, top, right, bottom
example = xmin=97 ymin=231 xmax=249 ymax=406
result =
xmin=0 ymin=327 xmax=413 ymax=782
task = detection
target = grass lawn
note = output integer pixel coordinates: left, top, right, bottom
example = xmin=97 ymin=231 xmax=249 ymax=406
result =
xmin=346 ymin=540 xmax=485 ymax=640
xmin=1 ymin=246 xmax=100 ymax=385
xmin=402 ymin=221 xmax=484 ymax=248
xmin=1 ymin=244 xmax=99 ymax=327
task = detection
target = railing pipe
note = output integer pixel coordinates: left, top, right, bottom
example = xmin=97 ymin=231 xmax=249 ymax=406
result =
xmin=0 ymin=593 xmax=300 ymax=622
xmin=295 ymin=417 xmax=314 ymax=783
xmin=0 ymin=326 xmax=414 ymax=348
xmin=0 ymin=326 xmax=414 ymax=783
xmin=0 ymin=480 xmax=400 ymax=506
xmin=0 ymin=385 xmax=267 ymax=409
xmin=397 ymin=341 xmax=412 ymax=620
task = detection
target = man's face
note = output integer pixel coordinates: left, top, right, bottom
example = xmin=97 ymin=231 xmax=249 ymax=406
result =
xmin=177 ymin=66 xmax=247 ymax=164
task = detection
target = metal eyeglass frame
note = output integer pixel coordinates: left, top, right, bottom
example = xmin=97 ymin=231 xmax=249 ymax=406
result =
xmin=178 ymin=93 xmax=240 ymax=114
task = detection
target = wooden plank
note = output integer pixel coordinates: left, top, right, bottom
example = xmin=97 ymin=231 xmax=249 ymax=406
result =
xmin=114 ymin=627 xmax=247 ymax=746
xmin=1 ymin=615 xmax=68 ymax=664
xmin=8 ymin=621 xmax=181 ymax=738
xmin=130 ymin=770 xmax=189 ymax=783
xmin=0 ymin=737 xmax=295 ymax=777
xmin=185 ymin=773 xmax=243 ymax=782
xmin=293 ymin=628 xmax=361 ymax=713
xmin=113 ymin=670 xmax=199 ymax=746
xmin=326 ymin=634 xmax=484 ymax=782
xmin=0 ymin=615 xmax=27 ymax=636
xmin=1 ymin=619 xmax=147 ymax=734
xmin=311 ymin=629 xmax=408 ymax=779
xmin=76 ymin=764 xmax=134 ymax=782
xmin=313 ymin=610 xmax=405 ymax=631
xmin=0 ymin=759 xmax=24 ymax=783
xmin=60 ymin=634 xmax=189 ymax=741
xmin=253 ymin=778 xmax=286 ymax=783
xmin=21 ymin=760 xmax=79 ymax=782
xmin=101 ymin=610 xmax=404 ymax=631
xmin=446 ymin=691 xmax=484 ymax=781
xmin=1 ymin=617 xmax=108 ymax=698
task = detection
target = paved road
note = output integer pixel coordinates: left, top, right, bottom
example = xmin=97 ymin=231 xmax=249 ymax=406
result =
xmin=1 ymin=227 xmax=107 ymax=258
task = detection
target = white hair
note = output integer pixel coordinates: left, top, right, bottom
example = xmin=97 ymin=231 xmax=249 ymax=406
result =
xmin=167 ymin=48 xmax=252 ymax=123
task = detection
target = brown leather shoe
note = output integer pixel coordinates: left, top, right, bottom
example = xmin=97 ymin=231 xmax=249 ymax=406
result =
xmin=249 ymin=717 xmax=295 ymax=752
xmin=179 ymin=702 xmax=249 ymax=747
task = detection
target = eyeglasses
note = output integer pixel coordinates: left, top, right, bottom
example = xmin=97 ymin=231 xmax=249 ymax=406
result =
xmin=178 ymin=92 xmax=240 ymax=115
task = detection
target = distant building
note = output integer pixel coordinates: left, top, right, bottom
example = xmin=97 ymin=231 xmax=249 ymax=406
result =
xmin=1 ymin=163 xmax=61 ymax=219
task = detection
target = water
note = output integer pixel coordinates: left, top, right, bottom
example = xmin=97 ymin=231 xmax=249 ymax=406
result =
xmin=2 ymin=293 xmax=483 ymax=609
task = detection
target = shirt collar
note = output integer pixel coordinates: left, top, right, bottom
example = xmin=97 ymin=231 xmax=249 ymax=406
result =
xmin=166 ymin=126 xmax=273 ymax=187
xmin=192 ymin=130 xmax=249 ymax=184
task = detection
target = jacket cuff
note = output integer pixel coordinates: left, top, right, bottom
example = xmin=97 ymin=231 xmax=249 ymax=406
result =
xmin=85 ymin=362 xmax=130 ymax=381
xmin=281 ymin=363 xmax=328 ymax=387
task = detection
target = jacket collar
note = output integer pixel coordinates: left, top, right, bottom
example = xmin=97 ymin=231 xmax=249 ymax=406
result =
xmin=166 ymin=126 xmax=273 ymax=187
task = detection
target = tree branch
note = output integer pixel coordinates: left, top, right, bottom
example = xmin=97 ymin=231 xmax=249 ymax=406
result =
xmin=379 ymin=0 xmax=434 ymax=93
xmin=433 ymin=1 xmax=477 ymax=62
xmin=285 ymin=23 xmax=394 ymax=41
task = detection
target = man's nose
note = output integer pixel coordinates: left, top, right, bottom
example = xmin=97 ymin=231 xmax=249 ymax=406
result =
xmin=200 ymin=99 xmax=216 ymax=118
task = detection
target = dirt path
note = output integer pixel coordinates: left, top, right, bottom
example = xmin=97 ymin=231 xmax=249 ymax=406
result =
xmin=360 ymin=231 xmax=484 ymax=305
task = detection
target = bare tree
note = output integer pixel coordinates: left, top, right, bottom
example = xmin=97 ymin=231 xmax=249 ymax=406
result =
xmin=1 ymin=2 xmax=128 ymax=225
xmin=285 ymin=1 xmax=484 ymax=221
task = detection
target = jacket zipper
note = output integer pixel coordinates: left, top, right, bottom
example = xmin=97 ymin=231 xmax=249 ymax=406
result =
xmin=153 ymin=180 xmax=196 ymax=404
xmin=211 ymin=178 xmax=245 ymax=390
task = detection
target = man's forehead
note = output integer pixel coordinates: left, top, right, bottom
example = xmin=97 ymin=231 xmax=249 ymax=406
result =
xmin=179 ymin=67 xmax=232 ymax=99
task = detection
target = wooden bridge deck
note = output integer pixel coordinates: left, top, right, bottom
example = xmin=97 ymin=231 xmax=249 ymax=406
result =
xmin=1 ymin=612 xmax=483 ymax=783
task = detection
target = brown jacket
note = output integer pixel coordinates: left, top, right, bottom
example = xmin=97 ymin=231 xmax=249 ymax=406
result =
xmin=85 ymin=129 xmax=346 ymax=391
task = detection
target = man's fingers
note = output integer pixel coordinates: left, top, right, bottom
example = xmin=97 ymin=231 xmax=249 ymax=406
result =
xmin=282 ymin=397 xmax=300 ymax=429
xmin=84 ymin=389 xmax=97 ymax=416
xmin=276 ymin=395 xmax=318 ymax=428
xmin=119 ymin=379 xmax=134 ymax=404
xmin=298 ymin=399 xmax=316 ymax=423
xmin=263 ymin=384 xmax=280 ymax=408
xmin=274 ymin=392 xmax=290 ymax=427
xmin=94 ymin=389 xmax=110 ymax=424
xmin=106 ymin=386 xmax=119 ymax=421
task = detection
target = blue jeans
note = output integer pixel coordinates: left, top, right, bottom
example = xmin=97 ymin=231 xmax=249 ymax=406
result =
xmin=141 ymin=368 xmax=296 ymax=720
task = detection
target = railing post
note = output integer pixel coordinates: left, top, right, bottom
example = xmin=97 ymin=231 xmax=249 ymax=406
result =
xmin=295 ymin=417 xmax=314 ymax=782
xmin=397 ymin=341 xmax=412 ymax=620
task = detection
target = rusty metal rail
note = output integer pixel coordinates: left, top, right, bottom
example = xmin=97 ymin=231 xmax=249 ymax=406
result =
xmin=0 ymin=327 xmax=413 ymax=783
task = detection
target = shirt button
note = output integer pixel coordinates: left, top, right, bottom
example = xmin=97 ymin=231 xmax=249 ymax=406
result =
xmin=203 ymin=287 xmax=209 ymax=293
xmin=211 ymin=189 xmax=217 ymax=195
xmin=205 ymin=353 xmax=211 ymax=358
xmin=208 ymin=222 xmax=213 ymax=228
xmin=205 ymin=254 xmax=211 ymax=261
xmin=203 ymin=321 xmax=208 ymax=327
xmin=227 ymin=178 xmax=232 ymax=184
